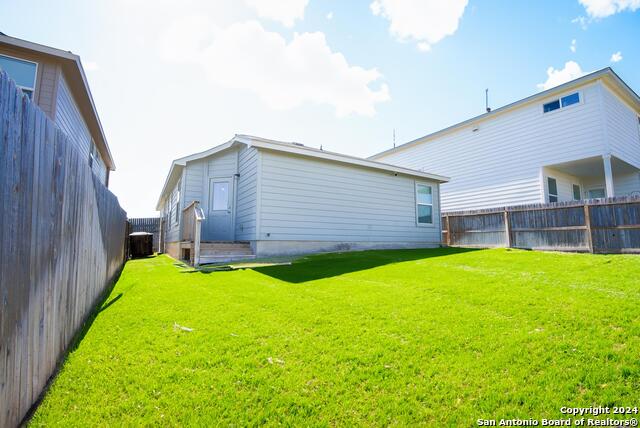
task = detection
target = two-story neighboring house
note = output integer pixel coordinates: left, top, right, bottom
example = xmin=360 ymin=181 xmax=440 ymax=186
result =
xmin=0 ymin=32 xmax=115 ymax=186
xmin=371 ymin=68 xmax=640 ymax=212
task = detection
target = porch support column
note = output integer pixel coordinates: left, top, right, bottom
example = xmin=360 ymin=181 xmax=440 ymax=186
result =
xmin=603 ymin=154 xmax=615 ymax=198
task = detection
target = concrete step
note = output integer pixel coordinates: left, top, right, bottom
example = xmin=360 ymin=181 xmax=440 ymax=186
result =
xmin=200 ymin=249 xmax=254 ymax=256
xmin=200 ymin=242 xmax=252 ymax=250
xmin=199 ymin=254 xmax=256 ymax=265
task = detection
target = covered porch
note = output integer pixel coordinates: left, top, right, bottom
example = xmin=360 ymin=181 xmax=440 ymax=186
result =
xmin=542 ymin=155 xmax=640 ymax=203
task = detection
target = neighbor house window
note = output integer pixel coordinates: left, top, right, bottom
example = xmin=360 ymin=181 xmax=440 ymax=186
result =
xmin=543 ymin=92 xmax=580 ymax=114
xmin=416 ymin=183 xmax=433 ymax=225
xmin=588 ymin=188 xmax=606 ymax=199
xmin=572 ymin=184 xmax=581 ymax=201
xmin=0 ymin=54 xmax=37 ymax=98
xmin=547 ymin=177 xmax=558 ymax=203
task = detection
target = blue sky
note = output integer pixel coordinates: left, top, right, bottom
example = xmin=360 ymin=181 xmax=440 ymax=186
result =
xmin=1 ymin=0 xmax=638 ymax=216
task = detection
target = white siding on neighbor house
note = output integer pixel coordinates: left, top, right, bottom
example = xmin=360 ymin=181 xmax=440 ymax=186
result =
xmin=54 ymin=73 xmax=107 ymax=184
xmin=375 ymin=83 xmax=606 ymax=211
xmin=614 ymin=172 xmax=640 ymax=197
xmin=257 ymin=150 xmax=441 ymax=243
xmin=235 ymin=146 xmax=258 ymax=241
xmin=602 ymin=84 xmax=640 ymax=168
xmin=543 ymin=167 xmax=583 ymax=202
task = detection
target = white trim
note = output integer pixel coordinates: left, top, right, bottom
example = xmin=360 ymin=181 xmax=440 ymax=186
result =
xmin=0 ymin=52 xmax=38 ymax=96
xmin=415 ymin=182 xmax=435 ymax=227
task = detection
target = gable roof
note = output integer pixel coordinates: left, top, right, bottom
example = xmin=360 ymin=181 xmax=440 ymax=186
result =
xmin=156 ymin=134 xmax=449 ymax=210
xmin=0 ymin=33 xmax=115 ymax=170
xmin=370 ymin=67 xmax=640 ymax=161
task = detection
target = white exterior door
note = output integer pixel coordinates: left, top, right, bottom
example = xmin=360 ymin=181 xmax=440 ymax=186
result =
xmin=207 ymin=178 xmax=234 ymax=241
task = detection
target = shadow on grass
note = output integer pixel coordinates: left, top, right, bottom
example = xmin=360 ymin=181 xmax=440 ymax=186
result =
xmin=99 ymin=293 xmax=123 ymax=312
xmin=252 ymin=247 xmax=479 ymax=284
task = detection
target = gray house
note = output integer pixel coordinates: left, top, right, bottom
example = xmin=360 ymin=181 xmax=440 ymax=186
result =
xmin=156 ymin=135 xmax=449 ymax=264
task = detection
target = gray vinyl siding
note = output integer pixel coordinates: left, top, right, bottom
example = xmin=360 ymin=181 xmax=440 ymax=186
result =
xmin=257 ymin=150 xmax=441 ymax=243
xmin=184 ymin=159 xmax=205 ymax=207
xmin=602 ymin=84 xmax=640 ymax=169
xmin=201 ymin=149 xmax=239 ymax=215
xmin=54 ymin=73 xmax=107 ymax=185
xmin=235 ymin=146 xmax=258 ymax=241
xmin=376 ymin=82 xmax=606 ymax=211
xmin=162 ymin=173 xmax=184 ymax=243
xmin=207 ymin=149 xmax=238 ymax=177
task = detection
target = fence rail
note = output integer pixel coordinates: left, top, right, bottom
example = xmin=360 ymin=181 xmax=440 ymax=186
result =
xmin=0 ymin=72 xmax=127 ymax=427
xmin=442 ymin=197 xmax=640 ymax=254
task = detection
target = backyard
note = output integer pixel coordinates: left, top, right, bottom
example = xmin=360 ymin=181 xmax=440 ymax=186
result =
xmin=30 ymin=248 xmax=640 ymax=426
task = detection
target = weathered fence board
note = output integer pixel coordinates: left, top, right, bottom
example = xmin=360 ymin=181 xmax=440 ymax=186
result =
xmin=0 ymin=71 xmax=127 ymax=427
xmin=443 ymin=197 xmax=640 ymax=254
xmin=128 ymin=217 xmax=160 ymax=252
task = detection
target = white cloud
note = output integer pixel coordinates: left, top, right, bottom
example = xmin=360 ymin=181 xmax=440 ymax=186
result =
xmin=537 ymin=61 xmax=587 ymax=91
xmin=326 ymin=11 xmax=333 ymax=20
xmin=578 ymin=0 xmax=640 ymax=18
xmin=160 ymin=19 xmax=390 ymax=116
xmin=610 ymin=51 xmax=623 ymax=62
xmin=370 ymin=0 xmax=468 ymax=51
xmin=572 ymin=15 xmax=589 ymax=29
xmin=245 ymin=0 xmax=308 ymax=27
xmin=570 ymin=39 xmax=577 ymax=52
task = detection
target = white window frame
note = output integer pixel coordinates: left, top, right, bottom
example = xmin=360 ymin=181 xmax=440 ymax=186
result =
xmin=572 ymin=183 xmax=582 ymax=201
xmin=0 ymin=53 xmax=38 ymax=98
xmin=542 ymin=91 xmax=582 ymax=115
xmin=415 ymin=182 xmax=434 ymax=226
xmin=546 ymin=176 xmax=559 ymax=203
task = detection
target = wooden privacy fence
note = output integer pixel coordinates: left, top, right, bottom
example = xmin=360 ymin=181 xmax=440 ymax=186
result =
xmin=0 ymin=72 xmax=128 ymax=427
xmin=442 ymin=196 xmax=640 ymax=253
xmin=129 ymin=217 xmax=160 ymax=252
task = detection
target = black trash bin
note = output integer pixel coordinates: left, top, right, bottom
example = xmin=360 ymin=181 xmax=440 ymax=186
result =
xmin=129 ymin=232 xmax=153 ymax=258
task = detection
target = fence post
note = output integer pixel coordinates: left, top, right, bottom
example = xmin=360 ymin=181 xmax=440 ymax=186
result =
xmin=583 ymin=203 xmax=594 ymax=253
xmin=445 ymin=215 xmax=451 ymax=246
xmin=503 ymin=210 xmax=512 ymax=248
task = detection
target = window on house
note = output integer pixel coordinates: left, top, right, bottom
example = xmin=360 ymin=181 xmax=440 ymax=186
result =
xmin=543 ymin=100 xmax=560 ymax=113
xmin=547 ymin=177 xmax=558 ymax=203
xmin=416 ymin=184 xmax=433 ymax=225
xmin=572 ymin=184 xmax=582 ymax=201
xmin=588 ymin=188 xmax=606 ymax=199
xmin=543 ymin=92 xmax=580 ymax=114
xmin=561 ymin=92 xmax=580 ymax=107
xmin=0 ymin=54 xmax=37 ymax=98
xmin=572 ymin=184 xmax=581 ymax=201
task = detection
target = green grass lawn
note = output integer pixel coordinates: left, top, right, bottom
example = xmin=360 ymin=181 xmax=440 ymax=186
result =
xmin=30 ymin=248 xmax=640 ymax=426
